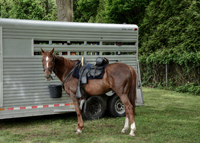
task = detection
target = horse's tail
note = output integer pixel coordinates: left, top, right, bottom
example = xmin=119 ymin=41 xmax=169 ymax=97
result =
xmin=127 ymin=65 xmax=137 ymax=115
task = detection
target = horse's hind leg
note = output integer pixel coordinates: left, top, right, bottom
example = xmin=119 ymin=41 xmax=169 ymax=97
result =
xmin=119 ymin=95 xmax=136 ymax=137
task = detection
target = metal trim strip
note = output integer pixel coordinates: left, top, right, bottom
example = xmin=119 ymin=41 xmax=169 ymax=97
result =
xmin=3 ymin=103 xmax=73 ymax=111
xmin=0 ymin=18 xmax=138 ymax=31
xmin=0 ymin=26 xmax=3 ymax=107
xmin=31 ymin=38 xmax=34 ymax=56
xmin=3 ymin=29 xmax=137 ymax=36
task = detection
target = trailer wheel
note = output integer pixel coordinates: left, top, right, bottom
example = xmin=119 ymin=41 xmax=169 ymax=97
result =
xmin=108 ymin=94 xmax=125 ymax=117
xmin=82 ymin=96 xmax=105 ymax=120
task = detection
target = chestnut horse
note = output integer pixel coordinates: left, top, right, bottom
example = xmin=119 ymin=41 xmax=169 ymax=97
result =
xmin=41 ymin=48 xmax=137 ymax=137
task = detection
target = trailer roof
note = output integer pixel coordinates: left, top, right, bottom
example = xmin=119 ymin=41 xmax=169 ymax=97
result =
xmin=0 ymin=18 xmax=138 ymax=31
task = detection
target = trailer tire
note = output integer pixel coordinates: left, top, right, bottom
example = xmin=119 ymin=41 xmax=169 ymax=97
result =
xmin=108 ymin=94 xmax=125 ymax=117
xmin=82 ymin=96 xmax=105 ymax=120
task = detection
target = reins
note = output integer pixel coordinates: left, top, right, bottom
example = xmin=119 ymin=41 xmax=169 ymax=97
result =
xmin=62 ymin=62 xmax=81 ymax=90
xmin=43 ymin=54 xmax=81 ymax=90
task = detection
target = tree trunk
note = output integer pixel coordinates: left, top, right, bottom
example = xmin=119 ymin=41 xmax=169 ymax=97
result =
xmin=56 ymin=0 xmax=73 ymax=22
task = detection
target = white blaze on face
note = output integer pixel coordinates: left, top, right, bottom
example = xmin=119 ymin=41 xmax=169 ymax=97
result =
xmin=46 ymin=56 xmax=49 ymax=67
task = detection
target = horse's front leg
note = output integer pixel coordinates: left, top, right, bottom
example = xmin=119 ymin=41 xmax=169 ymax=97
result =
xmin=70 ymin=94 xmax=84 ymax=134
xmin=121 ymin=108 xmax=129 ymax=133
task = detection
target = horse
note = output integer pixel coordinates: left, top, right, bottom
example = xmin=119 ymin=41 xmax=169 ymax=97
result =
xmin=41 ymin=48 xmax=137 ymax=137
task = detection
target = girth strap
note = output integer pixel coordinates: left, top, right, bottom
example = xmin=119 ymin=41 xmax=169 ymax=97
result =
xmin=76 ymin=65 xmax=86 ymax=98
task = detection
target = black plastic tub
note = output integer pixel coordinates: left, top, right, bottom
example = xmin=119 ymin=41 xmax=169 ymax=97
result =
xmin=48 ymin=85 xmax=62 ymax=98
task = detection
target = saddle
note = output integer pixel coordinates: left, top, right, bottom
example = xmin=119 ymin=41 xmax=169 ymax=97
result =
xmin=75 ymin=57 xmax=109 ymax=99
xmin=88 ymin=57 xmax=109 ymax=78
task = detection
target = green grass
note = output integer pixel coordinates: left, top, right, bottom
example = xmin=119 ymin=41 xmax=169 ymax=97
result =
xmin=0 ymin=87 xmax=200 ymax=143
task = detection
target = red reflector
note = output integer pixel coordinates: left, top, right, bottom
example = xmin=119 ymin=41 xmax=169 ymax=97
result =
xmin=54 ymin=104 xmax=59 ymax=107
xmin=65 ymin=103 xmax=70 ymax=106
xmin=32 ymin=106 xmax=37 ymax=108
xmin=7 ymin=108 xmax=14 ymax=110
xmin=134 ymin=28 xmax=137 ymax=31
xmin=20 ymin=107 xmax=26 ymax=109
xmin=43 ymin=105 xmax=49 ymax=108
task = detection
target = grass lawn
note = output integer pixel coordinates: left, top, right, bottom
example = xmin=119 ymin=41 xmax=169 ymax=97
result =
xmin=0 ymin=87 xmax=199 ymax=143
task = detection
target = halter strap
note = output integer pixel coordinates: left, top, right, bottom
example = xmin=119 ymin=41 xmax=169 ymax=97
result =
xmin=43 ymin=54 xmax=55 ymax=79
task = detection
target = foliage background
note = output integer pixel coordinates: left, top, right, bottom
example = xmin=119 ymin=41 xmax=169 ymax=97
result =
xmin=0 ymin=0 xmax=57 ymax=20
xmin=0 ymin=0 xmax=200 ymax=95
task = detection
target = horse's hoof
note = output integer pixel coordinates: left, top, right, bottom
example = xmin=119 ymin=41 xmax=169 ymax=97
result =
xmin=75 ymin=128 xmax=78 ymax=132
xmin=76 ymin=129 xmax=82 ymax=134
xmin=129 ymin=133 xmax=135 ymax=137
xmin=121 ymin=129 xmax=127 ymax=134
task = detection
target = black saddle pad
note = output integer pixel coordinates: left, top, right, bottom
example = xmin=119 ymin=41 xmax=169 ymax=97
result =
xmin=72 ymin=60 xmax=108 ymax=80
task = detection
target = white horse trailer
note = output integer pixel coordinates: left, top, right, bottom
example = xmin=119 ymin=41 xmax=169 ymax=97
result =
xmin=0 ymin=18 xmax=144 ymax=119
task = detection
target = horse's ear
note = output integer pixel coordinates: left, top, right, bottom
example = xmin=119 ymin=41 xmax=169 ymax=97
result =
xmin=50 ymin=48 xmax=54 ymax=55
xmin=41 ymin=48 xmax=45 ymax=54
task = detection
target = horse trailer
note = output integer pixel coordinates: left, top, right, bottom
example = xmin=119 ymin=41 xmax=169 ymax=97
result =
xmin=0 ymin=18 xmax=144 ymax=119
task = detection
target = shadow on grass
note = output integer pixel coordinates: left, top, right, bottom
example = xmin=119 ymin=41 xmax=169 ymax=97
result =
xmin=0 ymin=112 xmax=77 ymax=129
xmin=0 ymin=110 xmax=117 ymax=129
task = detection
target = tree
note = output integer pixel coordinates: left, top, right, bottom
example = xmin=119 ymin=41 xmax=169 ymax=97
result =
xmin=0 ymin=0 xmax=57 ymax=21
xmin=104 ymin=0 xmax=151 ymax=24
xmin=0 ymin=0 xmax=13 ymax=18
xmin=8 ymin=0 xmax=44 ymax=20
xmin=139 ymin=0 xmax=200 ymax=62
xmin=73 ymin=0 xmax=151 ymax=24
xmin=73 ymin=0 xmax=100 ymax=22
xmin=56 ymin=0 xmax=73 ymax=22
xmin=139 ymin=0 xmax=200 ymax=92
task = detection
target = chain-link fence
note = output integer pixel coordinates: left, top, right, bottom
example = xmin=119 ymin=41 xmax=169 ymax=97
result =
xmin=140 ymin=63 xmax=200 ymax=95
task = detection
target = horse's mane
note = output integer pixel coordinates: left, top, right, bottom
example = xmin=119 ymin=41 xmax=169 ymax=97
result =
xmin=55 ymin=55 xmax=79 ymax=68
xmin=70 ymin=59 xmax=79 ymax=66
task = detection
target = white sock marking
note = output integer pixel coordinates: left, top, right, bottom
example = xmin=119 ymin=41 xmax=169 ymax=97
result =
xmin=129 ymin=122 xmax=136 ymax=136
xmin=124 ymin=117 xmax=129 ymax=129
xmin=76 ymin=129 xmax=82 ymax=133
xmin=121 ymin=117 xmax=129 ymax=133
xmin=131 ymin=122 xmax=136 ymax=130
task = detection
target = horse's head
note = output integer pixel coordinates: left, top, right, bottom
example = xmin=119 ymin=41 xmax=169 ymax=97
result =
xmin=41 ymin=48 xmax=55 ymax=81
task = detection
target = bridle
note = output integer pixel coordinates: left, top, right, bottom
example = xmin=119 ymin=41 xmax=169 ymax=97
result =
xmin=43 ymin=54 xmax=55 ymax=80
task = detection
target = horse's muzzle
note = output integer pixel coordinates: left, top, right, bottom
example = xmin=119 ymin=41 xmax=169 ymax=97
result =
xmin=44 ymin=75 xmax=52 ymax=81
